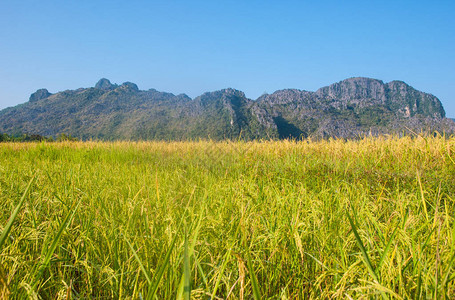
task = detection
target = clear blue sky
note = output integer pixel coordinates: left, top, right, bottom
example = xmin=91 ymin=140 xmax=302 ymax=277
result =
xmin=1 ymin=0 xmax=454 ymax=116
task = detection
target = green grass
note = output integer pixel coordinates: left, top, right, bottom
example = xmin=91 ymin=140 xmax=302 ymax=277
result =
xmin=0 ymin=136 xmax=454 ymax=298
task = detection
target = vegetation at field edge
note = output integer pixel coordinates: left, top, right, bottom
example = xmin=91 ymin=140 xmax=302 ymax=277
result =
xmin=0 ymin=136 xmax=454 ymax=298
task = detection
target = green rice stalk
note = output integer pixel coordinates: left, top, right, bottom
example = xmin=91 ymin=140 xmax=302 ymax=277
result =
xmin=32 ymin=199 xmax=81 ymax=290
xmin=147 ymin=211 xmax=191 ymax=299
xmin=346 ymin=211 xmax=388 ymax=300
xmin=183 ymin=227 xmax=191 ymax=300
xmin=211 ymin=248 xmax=232 ymax=298
xmin=0 ymin=175 xmax=35 ymax=250
xmin=146 ymin=230 xmax=179 ymax=300
xmin=416 ymin=172 xmax=429 ymax=222
xmin=246 ymin=250 xmax=262 ymax=300
xmin=376 ymin=222 xmax=400 ymax=272
xmin=125 ymin=236 xmax=152 ymax=285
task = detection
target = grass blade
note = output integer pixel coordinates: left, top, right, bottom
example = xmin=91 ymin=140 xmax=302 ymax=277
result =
xmin=347 ymin=211 xmax=388 ymax=300
xmin=441 ymin=253 xmax=455 ymax=294
xmin=346 ymin=211 xmax=379 ymax=282
xmin=376 ymin=222 xmax=400 ymax=272
xmin=415 ymin=270 xmax=422 ymax=299
xmin=125 ymin=236 xmax=152 ymax=285
xmin=0 ymin=176 xmax=35 ymax=250
xmin=33 ymin=199 xmax=81 ymax=289
xmin=177 ymin=215 xmax=202 ymax=300
xmin=211 ymin=248 xmax=232 ymax=298
xmin=416 ymin=171 xmax=429 ymax=222
xmin=246 ymin=250 xmax=262 ymax=300
xmin=148 ymin=195 xmax=195 ymax=300
xmin=195 ymin=255 xmax=208 ymax=288
xmin=183 ymin=227 xmax=191 ymax=300
xmin=147 ymin=229 xmax=179 ymax=300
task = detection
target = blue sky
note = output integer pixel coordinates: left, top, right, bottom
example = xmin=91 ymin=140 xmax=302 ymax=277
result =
xmin=1 ymin=0 xmax=454 ymax=116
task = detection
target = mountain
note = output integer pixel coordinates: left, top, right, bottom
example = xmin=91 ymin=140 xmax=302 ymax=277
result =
xmin=255 ymin=77 xmax=452 ymax=138
xmin=0 ymin=77 xmax=453 ymax=140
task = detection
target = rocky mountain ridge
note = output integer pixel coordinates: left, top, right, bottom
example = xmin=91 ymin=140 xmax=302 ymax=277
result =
xmin=0 ymin=77 xmax=452 ymax=140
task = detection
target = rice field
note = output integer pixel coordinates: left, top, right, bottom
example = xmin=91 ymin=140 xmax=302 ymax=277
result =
xmin=0 ymin=135 xmax=454 ymax=299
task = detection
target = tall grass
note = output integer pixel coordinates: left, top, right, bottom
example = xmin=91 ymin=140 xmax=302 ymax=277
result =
xmin=0 ymin=135 xmax=454 ymax=298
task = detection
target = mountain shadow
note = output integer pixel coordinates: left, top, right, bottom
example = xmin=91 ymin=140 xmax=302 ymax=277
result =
xmin=273 ymin=116 xmax=304 ymax=139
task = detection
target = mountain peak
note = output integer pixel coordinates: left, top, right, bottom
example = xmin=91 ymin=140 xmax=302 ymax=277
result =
xmin=342 ymin=77 xmax=384 ymax=84
xmin=95 ymin=78 xmax=117 ymax=90
xmin=221 ymin=88 xmax=245 ymax=97
xmin=29 ymin=88 xmax=52 ymax=102
xmin=119 ymin=82 xmax=139 ymax=91
xmin=316 ymin=77 xmax=387 ymax=102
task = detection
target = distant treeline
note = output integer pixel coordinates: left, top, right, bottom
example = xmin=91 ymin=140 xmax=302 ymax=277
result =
xmin=0 ymin=133 xmax=78 ymax=142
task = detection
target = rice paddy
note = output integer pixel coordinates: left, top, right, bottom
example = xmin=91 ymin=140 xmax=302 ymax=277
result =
xmin=0 ymin=135 xmax=454 ymax=299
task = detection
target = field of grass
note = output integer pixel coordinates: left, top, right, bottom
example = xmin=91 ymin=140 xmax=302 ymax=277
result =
xmin=0 ymin=136 xmax=455 ymax=299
